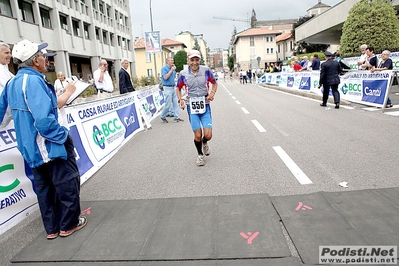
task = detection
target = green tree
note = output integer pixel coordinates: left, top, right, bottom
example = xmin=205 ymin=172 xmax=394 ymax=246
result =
xmin=173 ymin=50 xmax=187 ymax=72
xmin=340 ymin=0 xmax=399 ymax=56
xmin=192 ymin=39 xmax=205 ymax=65
xmin=228 ymin=56 xmax=234 ymax=71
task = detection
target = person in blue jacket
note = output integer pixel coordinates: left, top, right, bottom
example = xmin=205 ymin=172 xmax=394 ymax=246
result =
xmin=0 ymin=39 xmax=87 ymax=240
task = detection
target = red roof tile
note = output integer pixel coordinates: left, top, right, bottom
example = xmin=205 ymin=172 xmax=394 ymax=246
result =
xmin=276 ymin=32 xmax=292 ymax=42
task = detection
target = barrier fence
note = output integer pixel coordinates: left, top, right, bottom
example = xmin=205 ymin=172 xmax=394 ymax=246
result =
xmin=0 ymin=86 xmax=164 ymax=235
xmin=257 ymin=70 xmax=396 ymax=109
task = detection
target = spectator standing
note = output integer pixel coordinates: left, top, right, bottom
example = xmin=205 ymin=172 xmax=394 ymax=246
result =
xmin=301 ymin=56 xmax=310 ymax=71
xmin=160 ymin=57 xmax=183 ymax=123
xmin=54 ymin=71 xmax=72 ymax=96
xmin=0 ymin=42 xmax=14 ymax=127
xmin=0 ymin=39 xmax=87 ymax=240
xmin=363 ymin=46 xmax=378 ymax=70
xmin=318 ymin=51 xmax=342 ymax=109
xmin=357 ymin=44 xmax=368 ymax=70
xmin=372 ymin=50 xmax=393 ymax=108
xmin=292 ymin=57 xmax=302 ymax=71
xmin=247 ymin=69 xmax=252 ymax=83
xmin=44 ymin=51 xmax=75 ymax=128
xmin=93 ymin=59 xmax=114 ymax=96
xmin=118 ymin=58 xmax=135 ymax=94
xmin=0 ymin=42 xmax=13 ymax=92
xmin=176 ymin=50 xmax=218 ymax=166
xmin=311 ymin=54 xmax=321 ymax=70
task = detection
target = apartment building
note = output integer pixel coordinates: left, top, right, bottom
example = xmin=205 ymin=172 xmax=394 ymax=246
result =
xmin=233 ymin=27 xmax=282 ymax=71
xmin=0 ymin=0 xmax=135 ymax=88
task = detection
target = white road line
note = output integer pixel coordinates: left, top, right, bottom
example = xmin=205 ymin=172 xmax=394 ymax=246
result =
xmin=385 ymin=111 xmax=399 ymax=116
xmin=241 ymin=107 xmax=250 ymax=114
xmin=273 ymin=146 xmax=313 ymax=185
xmin=235 ymin=100 xmax=241 ymax=104
xmin=251 ymin=120 xmax=266 ymax=132
xmin=271 ymin=123 xmax=289 ymax=137
xmin=232 ymin=96 xmax=237 ymax=100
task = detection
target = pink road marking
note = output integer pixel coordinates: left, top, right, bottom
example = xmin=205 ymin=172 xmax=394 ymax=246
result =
xmin=240 ymin=232 xmax=259 ymax=244
xmin=81 ymin=207 xmax=91 ymax=215
xmin=295 ymin=202 xmax=312 ymax=211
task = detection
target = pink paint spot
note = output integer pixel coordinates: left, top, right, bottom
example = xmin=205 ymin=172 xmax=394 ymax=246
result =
xmin=295 ymin=202 xmax=312 ymax=211
xmin=240 ymin=231 xmax=259 ymax=244
xmin=81 ymin=207 xmax=91 ymax=215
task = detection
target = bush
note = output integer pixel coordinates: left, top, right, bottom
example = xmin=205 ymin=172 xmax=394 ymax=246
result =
xmin=80 ymin=85 xmax=96 ymax=98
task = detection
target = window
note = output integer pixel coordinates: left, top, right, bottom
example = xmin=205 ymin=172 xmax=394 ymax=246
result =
xmin=84 ymin=23 xmax=90 ymax=39
xmin=60 ymin=14 xmax=68 ymax=31
xmin=121 ymin=37 xmax=126 ymax=49
xmin=271 ymin=48 xmax=274 ymax=54
xmin=99 ymin=2 xmax=103 ymax=13
xmin=278 ymin=44 xmax=281 ymax=53
xmin=19 ymin=1 xmax=35 ymax=23
xmin=110 ymin=33 xmax=114 ymax=45
xmin=0 ymin=0 xmax=13 ymax=17
xmin=106 ymin=5 xmax=110 ymax=17
xmin=72 ymin=20 xmax=81 ymax=36
xmin=40 ymin=8 xmax=52 ymax=28
xmin=250 ymin=37 xmax=254 ymax=46
xmin=146 ymin=53 xmax=151 ymax=63
xmin=102 ymin=30 xmax=107 ymax=44
xmin=91 ymin=0 xmax=96 ymax=9
xmin=147 ymin=69 xmax=152 ymax=77
xmin=95 ymin=27 xmax=100 ymax=40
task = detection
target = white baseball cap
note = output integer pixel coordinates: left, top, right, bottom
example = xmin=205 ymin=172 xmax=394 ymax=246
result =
xmin=187 ymin=50 xmax=201 ymax=59
xmin=12 ymin=39 xmax=48 ymax=62
xmin=41 ymin=49 xmax=56 ymax=57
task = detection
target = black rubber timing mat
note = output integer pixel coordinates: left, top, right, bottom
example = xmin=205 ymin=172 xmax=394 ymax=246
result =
xmin=271 ymin=188 xmax=399 ymax=265
xmin=12 ymin=194 xmax=291 ymax=264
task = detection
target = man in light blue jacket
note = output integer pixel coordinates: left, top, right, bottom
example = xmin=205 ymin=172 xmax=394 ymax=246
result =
xmin=0 ymin=39 xmax=87 ymax=239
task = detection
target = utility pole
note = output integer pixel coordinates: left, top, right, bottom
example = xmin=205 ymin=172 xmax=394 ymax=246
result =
xmin=149 ymin=0 xmax=158 ymax=84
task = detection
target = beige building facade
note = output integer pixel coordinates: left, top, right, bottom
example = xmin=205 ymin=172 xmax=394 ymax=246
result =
xmin=133 ymin=37 xmax=172 ymax=80
xmin=233 ymin=27 xmax=282 ymax=71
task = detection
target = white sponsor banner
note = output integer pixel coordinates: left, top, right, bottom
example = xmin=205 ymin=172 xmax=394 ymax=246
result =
xmin=263 ymin=69 xmax=393 ymax=107
xmin=0 ymin=121 xmax=39 ymax=235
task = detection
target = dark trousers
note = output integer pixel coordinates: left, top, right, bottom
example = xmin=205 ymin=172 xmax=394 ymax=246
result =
xmin=322 ymin=84 xmax=340 ymax=104
xmin=32 ymin=136 xmax=81 ymax=234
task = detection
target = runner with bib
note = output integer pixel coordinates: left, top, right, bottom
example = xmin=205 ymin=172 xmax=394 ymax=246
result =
xmin=176 ymin=50 xmax=218 ymax=166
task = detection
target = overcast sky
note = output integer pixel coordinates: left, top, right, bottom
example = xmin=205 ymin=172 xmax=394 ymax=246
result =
xmin=130 ymin=0 xmax=341 ymax=50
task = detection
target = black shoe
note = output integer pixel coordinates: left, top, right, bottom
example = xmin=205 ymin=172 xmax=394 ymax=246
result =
xmin=335 ymin=104 xmax=339 ymax=109
xmin=161 ymin=118 xmax=168 ymax=123
xmin=174 ymin=118 xmax=184 ymax=122
xmin=320 ymin=103 xmax=327 ymax=107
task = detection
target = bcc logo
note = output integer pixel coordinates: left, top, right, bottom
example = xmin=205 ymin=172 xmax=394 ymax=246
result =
xmin=92 ymin=118 xmax=122 ymax=149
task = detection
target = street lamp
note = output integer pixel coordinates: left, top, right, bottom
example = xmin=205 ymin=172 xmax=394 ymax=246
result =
xmin=149 ymin=0 xmax=158 ymax=84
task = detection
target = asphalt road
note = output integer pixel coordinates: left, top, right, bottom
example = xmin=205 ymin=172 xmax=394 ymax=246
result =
xmin=1 ymin=79 xmax=399 ymax=265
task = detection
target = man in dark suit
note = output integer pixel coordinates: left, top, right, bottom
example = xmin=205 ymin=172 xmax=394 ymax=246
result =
xmin=318 ymin=51 xmax=342 ymax=109
xmin=119 ymin=58 xmax=134 ymax=94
